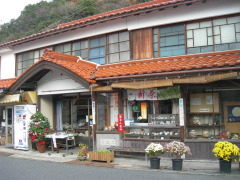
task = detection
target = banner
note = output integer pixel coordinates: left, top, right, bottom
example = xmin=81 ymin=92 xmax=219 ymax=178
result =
xmin=118 ymin=114 xmax=124 ymax=132
xmin=127 ymin=86 xmax=180 ymax=101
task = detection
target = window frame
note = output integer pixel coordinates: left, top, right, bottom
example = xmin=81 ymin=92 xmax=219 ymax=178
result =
xmin=16 ymin=48 xmax=49 ymax=77
xmin=186 ymin=14 xmax=240 ymax=54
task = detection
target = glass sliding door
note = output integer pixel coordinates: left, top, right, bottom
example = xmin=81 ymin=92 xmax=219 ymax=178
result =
xmin=5 ymin=106 xmax=14 ymax=147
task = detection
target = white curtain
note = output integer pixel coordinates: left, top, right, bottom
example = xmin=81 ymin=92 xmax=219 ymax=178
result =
xmin=56 ymin=101 xmax=63 ymax=130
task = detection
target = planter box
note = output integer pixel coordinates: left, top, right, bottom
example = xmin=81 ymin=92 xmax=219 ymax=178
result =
xmin=88 ymin=152 xmax=114 ymax=163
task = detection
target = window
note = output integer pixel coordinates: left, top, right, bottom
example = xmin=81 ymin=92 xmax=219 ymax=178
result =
xmin=107 ymin=31 xmax=130 ymax=63
xmin=16 ymin=48 xmax=46 ymax=76
xmin=72 ymin=40 xmax=88 ymax=59
xmin=89 ymin=37 xmax=105 ymax=64
xmin=53 ymin=31 xmax=130 ymax=64
xmin=187 ymin=15 xmax=240 ymax=54
xmin=54 ymin=43 xmax=72 ymax=55
xmin=97 ymin=93 xmax=118 ymax=131
xmin=132 ymin=28 xmax=153 ymax=60
xmin=153 ymin=24 xmax=185 ymax=57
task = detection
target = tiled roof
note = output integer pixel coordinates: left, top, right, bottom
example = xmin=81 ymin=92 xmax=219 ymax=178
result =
xmin=13 ymin=49 xmax=97 ymax=85
xmin=2 ymin=49 xmax=240 ymax=90
xmin=93 ymin=50 xmax=240 ymax=79
xmin=0 ymin=78 xmax=17 ymax=88
xmin=38 ymin=49 xmax=97 ymax=83
xmin=0 ymin=0 xmax=197 ymax=47
xmin=58 ymin=0 xmax=191 ymax=29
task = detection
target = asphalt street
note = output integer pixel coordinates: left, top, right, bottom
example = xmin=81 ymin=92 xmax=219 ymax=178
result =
xmin=0 ymin=155 xmax=239 ymax=180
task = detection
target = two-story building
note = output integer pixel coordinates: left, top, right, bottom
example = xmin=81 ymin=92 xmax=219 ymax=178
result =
xmin=0 ymin=0 xmax=239 ymax=159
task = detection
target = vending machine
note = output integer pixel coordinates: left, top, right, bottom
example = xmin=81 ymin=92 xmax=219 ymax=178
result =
xmin=14 ymin=105 xmax=36 ymax=150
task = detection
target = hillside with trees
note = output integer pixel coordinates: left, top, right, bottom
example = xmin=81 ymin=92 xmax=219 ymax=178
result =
xmin=0 ymin=0 xmax=151 ymax=44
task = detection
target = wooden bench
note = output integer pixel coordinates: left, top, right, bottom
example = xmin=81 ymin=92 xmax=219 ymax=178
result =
xmin=107 ymin=146 xmax=147 ymax=161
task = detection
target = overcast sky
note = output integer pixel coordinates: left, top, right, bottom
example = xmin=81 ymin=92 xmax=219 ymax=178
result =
xmin=0 ymin=0 xmax=52 ymax=24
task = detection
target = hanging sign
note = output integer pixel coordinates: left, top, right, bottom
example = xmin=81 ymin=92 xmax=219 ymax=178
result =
xmin=92 ymin=101 xmax=96 ymax=124
xmin=118 ymin=114 xmax=124 ymax=132
xmin=127 ymin=86 xmax=180 ymax=101
xmin=179 ymin=98 xmax=184 ymax=126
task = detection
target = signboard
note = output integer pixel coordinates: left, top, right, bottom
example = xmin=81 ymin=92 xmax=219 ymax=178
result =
xmin=179 ymin=98 xmax=184 ymax=126
xmin=92 ymin=101 xmax=96 ymax=124
xmin=127 ymin=86 xmax=180 ymax=101
xmin=227 ymin=105 xmax=240 ymax=122
xmin=118 ymin=114 xmax=124 ymax=132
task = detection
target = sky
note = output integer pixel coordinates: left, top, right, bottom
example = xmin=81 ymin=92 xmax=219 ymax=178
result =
xmin=0 ymin=0 xmax=52 ymax=24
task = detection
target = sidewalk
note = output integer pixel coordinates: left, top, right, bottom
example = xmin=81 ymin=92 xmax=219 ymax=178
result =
xmin=0 ymin=146 xmax=239 ymax=177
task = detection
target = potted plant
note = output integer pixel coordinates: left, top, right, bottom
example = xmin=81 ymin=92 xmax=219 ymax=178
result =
xmin=164 ymin=141 xmax=191 ymax=171
xmin=28 ymin=112 xmax=51 ymax=153
xmin=212 ymin=141 xmax=240 ymax=173
xmin=88 ymin=149 xmax=114 ymax=163
xmin=145 ymin=143 xmax=164 ymax=169
xmin=77 ymin=143 xmax=89 ymax=161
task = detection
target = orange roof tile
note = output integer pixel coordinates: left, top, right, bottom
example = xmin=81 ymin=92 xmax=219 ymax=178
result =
xmin=93 ymin=50 xmax=240 ymax=79
xmin=0 ymin=0 xmax=198 ymax=47
xmin=0 ymin=78 xmax=17 ymax=88
xmin=16 ymin=49 xmax=97 ymax=84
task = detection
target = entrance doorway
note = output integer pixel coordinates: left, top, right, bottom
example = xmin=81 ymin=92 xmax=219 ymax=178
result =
xmin=55 ymin=95 xmax=93 ymax=147
xmin=5 ymin=106 xmax=14 ymax=147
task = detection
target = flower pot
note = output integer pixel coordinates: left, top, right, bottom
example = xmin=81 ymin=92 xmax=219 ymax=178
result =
xmin=219 ymin=159 xmax=231 ymax=173
xmin=172 ymin=159 xmax=183 ymax=171
xmin=88 ymin=152 xmax=114 ymax=163
xmin=150 ymin=157 xmax=160 ymax=169
xmin=36 ymin=144 xmax=47 ymax=153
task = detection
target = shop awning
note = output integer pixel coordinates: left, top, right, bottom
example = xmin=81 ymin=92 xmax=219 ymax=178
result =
xmin=111 ymin=79 xmax=173 ymax=89
xmin=91 ymin=86 xmax=113 ymax=91
xmin=204 ymin=72 xmax=239 ymax=83
xmin=110 ymin=72 xmax=239 ymax=90
xmin=0 ymin=91 xmax=37 ymax=105
xmin=0 ymin=94 xmax=20 ymax=104
xmin=173 ymin=72 xmax=239 ymax=84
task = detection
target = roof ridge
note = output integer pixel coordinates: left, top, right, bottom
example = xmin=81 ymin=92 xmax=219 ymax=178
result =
xmin=0 ymin=0 xmax=198 ymax=47
xmin=57 ymin=0 xmax=186 ymax=29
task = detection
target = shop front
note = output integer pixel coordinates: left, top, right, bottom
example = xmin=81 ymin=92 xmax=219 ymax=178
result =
xmin=0 ymin=92 xmax=37 ymax=149
xmin=5 ymin=50 xmax=98 ymax=148
xmin=93 ymin=86 xmax=184 ymax=152
xmin=94 ymin=81 xmax=240 ymax=159
xmin=184 ymin=82 xmax=240 ymax=159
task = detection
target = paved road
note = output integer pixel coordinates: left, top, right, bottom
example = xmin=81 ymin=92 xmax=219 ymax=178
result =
xmin=0 ymin=156 xmax=239 ymax=180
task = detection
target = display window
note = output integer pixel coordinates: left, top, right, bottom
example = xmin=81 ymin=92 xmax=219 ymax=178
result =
xmin=96 ymin=93 xmax=119 ymax=131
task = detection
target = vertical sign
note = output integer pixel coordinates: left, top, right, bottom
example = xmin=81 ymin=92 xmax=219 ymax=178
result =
xmin=92 ymin=101 xmax=96 ymax=124
xmin=118 ymin=114 xmax=124 ymax=132
xmin=179 ymin=98 xmax=184 ymax=126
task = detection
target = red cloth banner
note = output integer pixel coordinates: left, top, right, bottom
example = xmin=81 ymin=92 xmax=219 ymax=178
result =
xmin=118 ymin=114 xmax=124 ymax=132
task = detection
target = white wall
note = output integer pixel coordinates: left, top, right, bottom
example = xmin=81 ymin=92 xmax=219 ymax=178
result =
xmin=127 ymin=0 xmax=240 ymax=30
xmin=0 ymin=52 xmax=16 ymax=79
xmin=40 ymin=95 xmax=54 ymax=128
xmin=37 ymin=71 xmax=89 ymax=95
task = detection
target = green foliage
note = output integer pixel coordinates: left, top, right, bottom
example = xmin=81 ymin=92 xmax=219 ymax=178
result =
xmin=77 ymin=143 xmax=89 ymax=157
xmin=95 ymin=149 xmax=111 ymax=153
xmin=0 ymin=0 xmax=152 ymax=44
xmin=28 ymin=112 xmax=52 ymax=146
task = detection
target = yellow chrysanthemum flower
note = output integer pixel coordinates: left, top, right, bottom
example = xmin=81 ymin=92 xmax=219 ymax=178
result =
xmin=212 ymin=141 xmax=240 ymax=162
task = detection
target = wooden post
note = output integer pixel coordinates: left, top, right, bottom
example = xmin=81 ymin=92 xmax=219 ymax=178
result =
xmin=118 ymin=89 xmax=124 ymax=139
